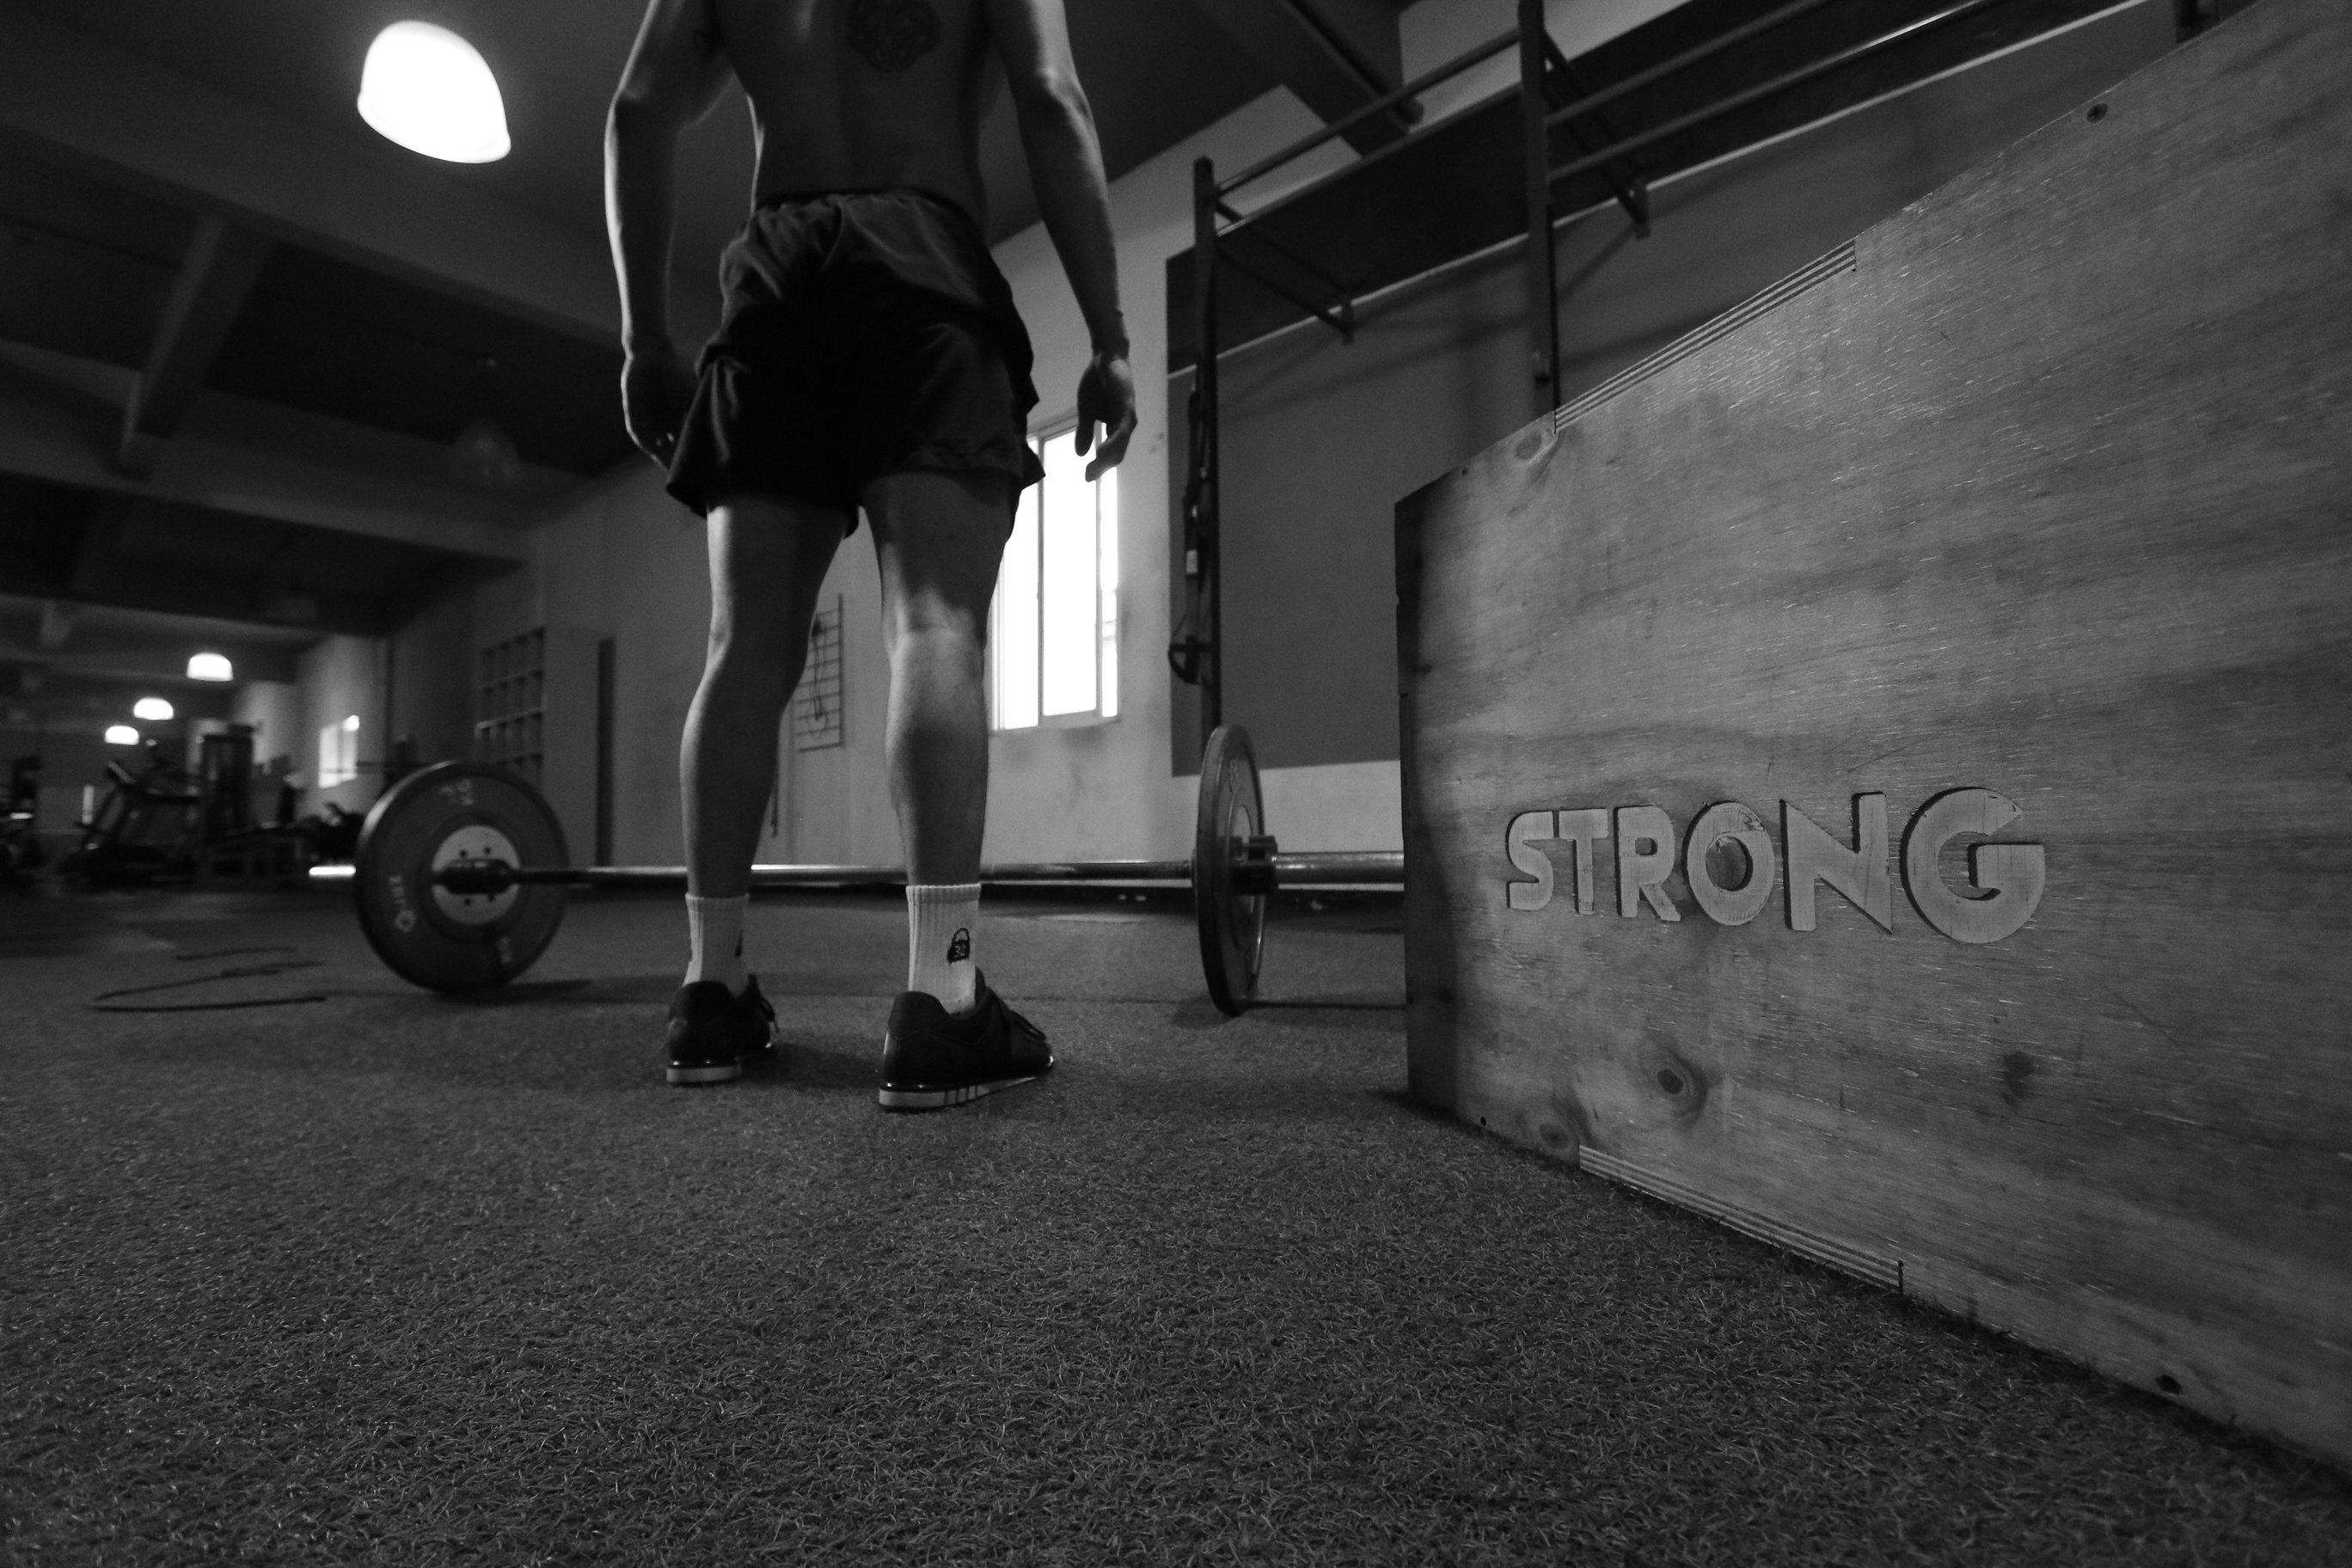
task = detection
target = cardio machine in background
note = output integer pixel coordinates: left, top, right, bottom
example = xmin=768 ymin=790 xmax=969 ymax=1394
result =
xmin=59 ymin=744 xmax=208 ymax=886
xmin=1 ymin=756 xmax=44 ymax=882
xmin=60 ymin=726 xmax=333 ymax=888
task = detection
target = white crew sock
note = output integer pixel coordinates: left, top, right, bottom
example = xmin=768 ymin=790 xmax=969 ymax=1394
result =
xmin=684 ymin=893 xmax=749 ymax=995
xmin=906 ymin=883 xmax=980 ymax=1014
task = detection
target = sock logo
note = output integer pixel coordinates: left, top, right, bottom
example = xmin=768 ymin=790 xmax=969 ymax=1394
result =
xmin=945 ymin=927 xmax=971 ymax=964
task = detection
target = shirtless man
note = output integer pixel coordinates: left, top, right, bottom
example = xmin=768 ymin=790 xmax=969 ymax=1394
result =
xmin=605 ymin=0 xmax=1135 ymax=1103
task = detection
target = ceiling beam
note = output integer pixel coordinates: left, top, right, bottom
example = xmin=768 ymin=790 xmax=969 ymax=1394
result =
xmin=36 ymin=600 xmax=77 ymax=652
xmin=66 ymin=510 xmax=126 ymax=598
xmin=1188 ymin=0 xmax=1415 ymax=153
xmin=0 ymin=393 xmax=530 ymax=565
xmin=119 ymin=214 xmax=274 ymax=477
xmin=0 ymin=8 xmax=617 ymax=346
xmin=0 ymin=591 xmax=312 ymax=683
xmin=0 ymin=644 xmax=302 ymax=689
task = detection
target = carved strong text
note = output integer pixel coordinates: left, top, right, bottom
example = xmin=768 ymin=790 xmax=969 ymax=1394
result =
xmin=1504 ymin=788 xmax=2045 ymax=945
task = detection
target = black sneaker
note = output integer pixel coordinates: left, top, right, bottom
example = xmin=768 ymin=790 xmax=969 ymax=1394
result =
xmin=665 ymin=976 xmax=778 ymax=1086
xmin=878 ymin=974 xmax=1051 ymax=1111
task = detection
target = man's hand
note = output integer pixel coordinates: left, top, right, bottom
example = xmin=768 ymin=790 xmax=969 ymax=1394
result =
xmin=607 ymin=0 xmax=729 ymax=463
xmin=622 ymin=341 xmax=697 ymax=464
xmin=1075 ymin=350 xmax=1136 ymax=481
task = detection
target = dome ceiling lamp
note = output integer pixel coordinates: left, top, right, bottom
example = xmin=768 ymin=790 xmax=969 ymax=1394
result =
xmin=358 ymin=21 xmax=511 ymax=164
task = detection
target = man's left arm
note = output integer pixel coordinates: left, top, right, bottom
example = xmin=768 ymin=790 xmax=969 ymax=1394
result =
xmin=983 ymin=0 xmax=1135 ymax=479
xmin=605 ymin=0 xmax=732 ymax=462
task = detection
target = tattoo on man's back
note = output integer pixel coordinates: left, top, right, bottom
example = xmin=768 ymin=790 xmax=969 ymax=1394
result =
xmin=848 ymin=0 xmax=940 ymax=71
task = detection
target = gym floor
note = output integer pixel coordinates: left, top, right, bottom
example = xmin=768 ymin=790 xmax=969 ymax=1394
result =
xmin=3 ymin=885 xmax=2346 ymax=1565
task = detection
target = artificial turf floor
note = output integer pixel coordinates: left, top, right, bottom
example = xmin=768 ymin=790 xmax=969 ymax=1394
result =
xmin=1 ymin=885 xmax=2345 ymax=1565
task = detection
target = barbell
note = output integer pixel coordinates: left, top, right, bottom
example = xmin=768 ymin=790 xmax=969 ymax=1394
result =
xmin=324 ymin=725 xmax=1402 ymax=1014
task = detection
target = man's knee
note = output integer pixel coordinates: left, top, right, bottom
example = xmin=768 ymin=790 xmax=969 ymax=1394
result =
xmin=702 ymin=615 xmax=810 ymax=703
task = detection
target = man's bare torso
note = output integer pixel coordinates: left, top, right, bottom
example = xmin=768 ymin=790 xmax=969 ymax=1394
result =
xmin=709 ymin=0 xmax=1001 ymax=230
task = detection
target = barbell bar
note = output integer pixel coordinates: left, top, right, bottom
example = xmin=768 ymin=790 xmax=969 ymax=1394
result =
xmin=419 ymin=850 xmax=1407 ymax=897
xmin=324 ymin=724 xmax=1401 ymax=1014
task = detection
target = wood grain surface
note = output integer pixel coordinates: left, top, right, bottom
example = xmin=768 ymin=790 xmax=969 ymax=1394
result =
xmin=1396 ymin=0 xmax=2351 ymax=1467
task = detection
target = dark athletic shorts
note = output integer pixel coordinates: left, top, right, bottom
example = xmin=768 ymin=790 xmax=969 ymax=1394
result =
xmin=665 ymin=188 xmax=1048 ymax=525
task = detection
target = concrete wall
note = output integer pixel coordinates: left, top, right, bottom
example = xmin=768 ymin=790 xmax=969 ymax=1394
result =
xmin=293 ymin=634 xmax=384 ymax=819
xmin=230 ymin=678 xmax=302 ymax=775
xmin=228 ymin=618 xmax=455 ymax=827
xmin=387 ymin=590 xmax=476 ymax=772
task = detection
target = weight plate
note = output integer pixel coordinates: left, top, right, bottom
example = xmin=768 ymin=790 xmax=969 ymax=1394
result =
xmin=353 ymin=762 xmax=569 ymax=992
xmin=1194 ymin=724 xmax=1267 ymax=1015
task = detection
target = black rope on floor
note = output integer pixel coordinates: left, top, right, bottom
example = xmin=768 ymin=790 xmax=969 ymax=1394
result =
xmin=89 ymin=951 xmax=328 ymax=1013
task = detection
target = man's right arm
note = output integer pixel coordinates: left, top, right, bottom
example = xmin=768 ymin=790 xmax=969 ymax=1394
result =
xmin=605 ymin=0 xmax=732 ymax=460
xmin=984 ymin=0 xmax=1136 ymax=477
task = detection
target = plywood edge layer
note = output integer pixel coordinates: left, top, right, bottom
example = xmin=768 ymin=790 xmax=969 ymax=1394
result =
xmin=1551 ymin=241 xmax=1859 ymax=432
xmin=1576 ymin=1146 xmax=1905 ymax=1293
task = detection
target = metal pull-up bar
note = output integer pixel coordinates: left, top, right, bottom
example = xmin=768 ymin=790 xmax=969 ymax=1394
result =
xmin=1218 ymin=28 xmax=1520 ymax=200
xmin=1546 ymin=0 xmax=2012 ymax=189
xmin=1178 ymin=5 xmax=1570 ymax=755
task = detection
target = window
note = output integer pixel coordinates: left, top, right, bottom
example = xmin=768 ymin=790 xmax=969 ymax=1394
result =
xmin=990 ymin=426 xmax=1118 ymax=729
xmin=318 ymin=714 xmax=359 ymax=787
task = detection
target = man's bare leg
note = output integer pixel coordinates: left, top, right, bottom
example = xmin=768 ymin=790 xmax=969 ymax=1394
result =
xmin=864 ymin=469 xmax=1012 ymax=1017
xmin=679 ymin=494 xmax=846 ymax=992
xmin=863 ymin=470 xmax=1011 ymax=884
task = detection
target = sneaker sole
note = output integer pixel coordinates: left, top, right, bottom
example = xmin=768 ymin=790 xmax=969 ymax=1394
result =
xmin=877 ymin=1072 xmax=1044 ymax=1111
xmin=667 ymin=1025 xmax=779 ymax=1087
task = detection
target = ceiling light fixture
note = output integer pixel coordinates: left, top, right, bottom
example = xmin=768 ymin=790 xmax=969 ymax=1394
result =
xmin=358 ymin=21 xmax=511 ymax=164
xmin=105 ymin=725 xmax=139 ymax=746
xmin=132 ymin=696 xmax=175 ymax=721
xmin=187 ymin=652 xmax=234 ymax=682
xmin=454 ymin=415 xmax=524 ymax=488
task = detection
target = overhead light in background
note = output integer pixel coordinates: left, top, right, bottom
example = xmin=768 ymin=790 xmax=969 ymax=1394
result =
xmin=132 ymin=696 xmax=175 ymax=721
xmin=105 ymin=725 xmax=139 ymax=746
xmin=453 ymin=415 xmax=523 ymax=488
xmin=358 ymin=21 xmax=511 ymax=164
xmin=455 ymin=356 xmax=523 ymax=488
xmin=187 ymin=652 xmax=234 ymax=682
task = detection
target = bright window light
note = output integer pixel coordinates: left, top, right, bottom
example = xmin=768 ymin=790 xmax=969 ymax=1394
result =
xmin=187 ymin=652 xmax=233 ymax=682
xmin=994 ymin=474 xmax=1041 ymax=731
xmin=105 ymin=725 xmax=139 ymax=746
xmin=358 ymin=21 xmax=511 ymax=164
xmin=318 ymin=720 xmax=359 ymax=787
xmin=989 ymin=429 xmax=1118 ymax=730
xmin=132 ymin=696 xmax=174 ymax=721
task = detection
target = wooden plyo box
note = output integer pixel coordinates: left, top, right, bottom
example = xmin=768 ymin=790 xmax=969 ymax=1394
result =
xmin=1395 ymin=0 xmax=2349 ymax=1467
